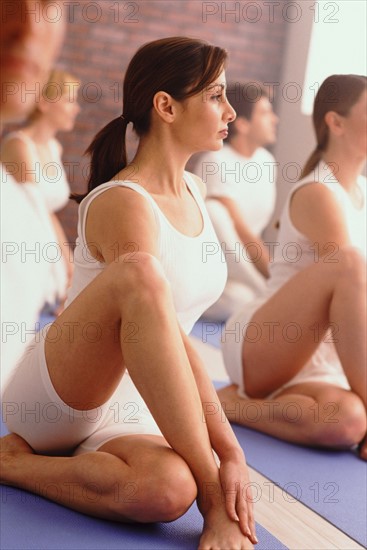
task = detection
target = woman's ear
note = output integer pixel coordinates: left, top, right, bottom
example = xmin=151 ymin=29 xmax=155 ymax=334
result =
xmin=153 ymin=91 xmax=176 ymax=123
xmin=324 ymin=111 xmax=344 ymax=136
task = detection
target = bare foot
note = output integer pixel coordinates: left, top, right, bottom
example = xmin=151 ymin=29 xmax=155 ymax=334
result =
xmin=0 ymin=434 xmax=33 ymax=484
xmin=217 ymin=384 xmax=243 ymax=423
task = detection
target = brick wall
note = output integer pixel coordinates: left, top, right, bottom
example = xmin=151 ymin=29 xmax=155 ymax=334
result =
xmin=55 ymin=0 xmax=290 ymax=243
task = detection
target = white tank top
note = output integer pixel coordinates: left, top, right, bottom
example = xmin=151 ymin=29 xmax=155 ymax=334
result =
xmin=66 ymin=172 xmax=228 ymax=334
xmin=2 ymin=131 xmax=70 ymax=213
xmin=268 ymin=160 xmax=366 ymax=293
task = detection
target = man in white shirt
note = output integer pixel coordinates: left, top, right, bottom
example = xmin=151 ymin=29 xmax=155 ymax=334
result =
xmin=193 ymin=81 xmax=278 ymax=320
xmin=1 ymin=1 xmax=66 ymax=381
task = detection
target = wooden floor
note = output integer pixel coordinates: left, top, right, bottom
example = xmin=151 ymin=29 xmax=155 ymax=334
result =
xmin=189 ymin=336 xmax=364 ymax=550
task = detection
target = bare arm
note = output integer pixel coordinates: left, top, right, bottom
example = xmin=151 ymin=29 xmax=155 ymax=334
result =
xmin=213 ymin=196 xmax=270 ymax=277
xmin=86 ymin=186 xmax=257 ymax=544
xmin=181 ymin=329 xmax=242 ymax=457
xmin=0 ymin=137 xmax=39 ymax=185
xmin=180 ymin=329 xmax=256 ymax=538
xmin=290 ymin=182 xmax=352 ymax=256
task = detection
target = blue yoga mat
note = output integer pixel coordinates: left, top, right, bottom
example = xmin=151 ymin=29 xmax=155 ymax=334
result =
xmin=215 ymin=381 xmax=367 ymax=547
xmin=191 ymin=327 xmax=367 ymax=546
xmin=235 ymin=425 xmax=366 ymax=547
xmin=0 ymin=419 xmax=286 ymax=550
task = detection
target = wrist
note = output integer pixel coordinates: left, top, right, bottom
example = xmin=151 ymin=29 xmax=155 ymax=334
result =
xmin=217 ymin=445 xmax=244 ymax=463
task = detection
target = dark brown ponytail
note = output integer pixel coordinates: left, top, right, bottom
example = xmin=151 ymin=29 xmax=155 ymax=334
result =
xmin=300 ymin=146 xmax=324 ymax=180
xmin=71 ymin=116 xmax=129 ymax=204
xmin=71 ymin=37 xmax=227 ymax=203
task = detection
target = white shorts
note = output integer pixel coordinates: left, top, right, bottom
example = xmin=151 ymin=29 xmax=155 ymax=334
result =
xmin=1 ymin=338 xmax=162 ymax=456
xmin=221 ymin=304 xmax=350 ymax=399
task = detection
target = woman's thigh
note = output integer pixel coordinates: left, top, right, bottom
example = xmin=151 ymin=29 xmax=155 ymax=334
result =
xmin=44 ymin=254 xmax=170 ymax=409
xmin=241 ymin=256 xmax=356 ymax=396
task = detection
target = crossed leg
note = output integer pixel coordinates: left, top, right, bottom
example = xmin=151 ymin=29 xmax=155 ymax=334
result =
xmin=218 ymin=247 xmax=367 ymax=458
xmin=1 ymin=433 xmax=196 ymax=522
xmin=1 ymin=253 xmax=220 ymax=521
xmin=218 ymin=382 xmax=366 ymax=450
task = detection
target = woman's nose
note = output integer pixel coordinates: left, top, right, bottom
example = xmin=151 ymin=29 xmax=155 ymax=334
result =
xmin=226 ymin=101 xmax=236 ymax=122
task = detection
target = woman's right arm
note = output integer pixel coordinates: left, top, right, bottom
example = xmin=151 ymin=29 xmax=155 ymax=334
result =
xmin=86 ymin=187 xmax=255 ymax=548
xmin=212 ymin=195 xmax=270 ymax=276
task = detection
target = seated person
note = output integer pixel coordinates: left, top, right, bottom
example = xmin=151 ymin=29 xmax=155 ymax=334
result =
xmin=1 ymin=37 xmax=257 ymax=549
xmin=192 ymin=81 xmax=278 ymax=321
xmin=0 ymin=2 xmax=66 ymax=379
xmin=217 ymin=74 xmax=367 ymax=460
xmin=1 ymin=69 xmax=80 ymax=313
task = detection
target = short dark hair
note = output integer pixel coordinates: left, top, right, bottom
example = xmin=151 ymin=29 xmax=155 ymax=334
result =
xmin=226 ymin=81 xmax=269 ymax=140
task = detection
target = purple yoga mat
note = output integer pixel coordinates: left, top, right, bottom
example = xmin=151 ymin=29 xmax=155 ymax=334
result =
xmin=0 ymin=418 xmax=286 ymax=550
xmin=212 ymin=381 xmax=367 ymax=547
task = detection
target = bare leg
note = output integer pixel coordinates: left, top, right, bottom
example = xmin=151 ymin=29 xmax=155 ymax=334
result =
xmin=43 ymin=254 xmax=220 ymax=485
xmin=218 ymin=383 xmax=366 ymax=450
xmin=0 ymin=433 xmax=196 ymax=522
xmin=221 ymin=247 xmax=367 ymax=456
xmin=1 ymin=253 xmax=254 ymax=546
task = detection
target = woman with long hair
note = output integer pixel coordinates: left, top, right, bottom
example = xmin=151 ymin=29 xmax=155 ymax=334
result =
xmin=218 ymin=74 xmax=367 ymax=460
xmin=1 ymin=69 xmax=80 ymax=310
xmin=1 ymin=37 xmax=257 ymax=548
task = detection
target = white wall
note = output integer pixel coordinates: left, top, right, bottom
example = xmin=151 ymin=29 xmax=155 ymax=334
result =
xmin=264 ymin=0 xmax=315 ymax=241
xmin=266 ymin=0 xmax=367 ymax=241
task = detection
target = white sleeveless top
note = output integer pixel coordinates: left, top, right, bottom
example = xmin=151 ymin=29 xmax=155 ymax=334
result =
xmin=268 ymin=160 xmax=366 ymax=293
xmin=2 ymin=131 xmax=70 ymax=212
xmin=65 ymin=172 xmax=228 ymax=334
xmin=0 ymin=164 xmax=63 ymax=379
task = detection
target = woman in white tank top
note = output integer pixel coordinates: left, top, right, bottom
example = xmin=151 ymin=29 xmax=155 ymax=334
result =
xmin=1 ymin=38 xmax=258 ymax=549
xmin=0 ymin=69 xmax=80 ymax=309
xmin=219 ymin=74 xmax=367 ymax=461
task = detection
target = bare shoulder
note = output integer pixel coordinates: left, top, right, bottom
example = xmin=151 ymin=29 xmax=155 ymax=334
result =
xmin=290 ymin=182 xmax=350 ymax=248
xmin=291 ymin=181 xmax=342 ymax=212
xmin=186 ymin=171 xmax=207 ymax=199
xmin=1 ymin=135 xmax=31 ymax=160
xmin=86 ymin=185 xmax=159 ymax=263
xmin=0 ymin=137 xmax=36 ymax=184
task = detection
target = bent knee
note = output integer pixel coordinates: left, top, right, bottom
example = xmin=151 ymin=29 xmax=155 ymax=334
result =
xmin=109 ymin=460 xmax=197 ymax=523
xmin=310 ymin=393 xmax=366 ymax=448
xmin=142 ymin=471 xmax=197 ymax=522
xmin=141 ymin=459 xmax=197 ymax=522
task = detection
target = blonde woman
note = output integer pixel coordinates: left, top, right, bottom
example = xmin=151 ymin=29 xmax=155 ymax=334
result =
xmin=1 ymin=69 xmax=80 ymax=309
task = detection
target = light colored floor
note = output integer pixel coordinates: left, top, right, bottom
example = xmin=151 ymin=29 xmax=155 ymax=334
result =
xmin=189 ymin=335 xmax=364 ymax=550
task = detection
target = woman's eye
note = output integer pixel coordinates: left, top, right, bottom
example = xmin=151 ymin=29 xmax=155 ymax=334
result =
xmin=212 ymin=94 xmax=222 ymax=102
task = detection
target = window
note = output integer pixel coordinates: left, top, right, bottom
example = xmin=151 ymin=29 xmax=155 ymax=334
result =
xmin=302 ymin=0 xmax=366 ymax=115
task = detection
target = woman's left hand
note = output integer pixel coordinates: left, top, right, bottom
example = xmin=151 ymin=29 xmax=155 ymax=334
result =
xmin=219 ymin=452 xmax=257 ymax=544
